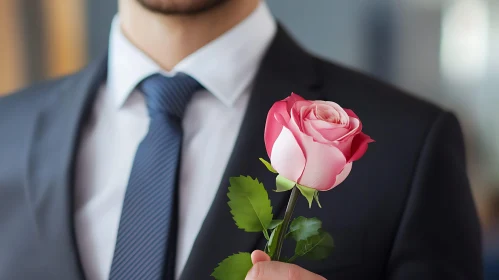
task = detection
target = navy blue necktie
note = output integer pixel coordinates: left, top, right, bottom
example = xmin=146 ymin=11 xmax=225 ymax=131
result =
xmin=109 ymin=73 xmax=202 ymax=280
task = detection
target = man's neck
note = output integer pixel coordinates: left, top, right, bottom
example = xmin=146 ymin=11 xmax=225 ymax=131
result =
xmin=118 ymin=0 xmax=259 ymax=71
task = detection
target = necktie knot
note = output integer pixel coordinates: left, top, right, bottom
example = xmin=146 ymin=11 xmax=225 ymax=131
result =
xmin=139 ymin=73 xmax=202 ymax=119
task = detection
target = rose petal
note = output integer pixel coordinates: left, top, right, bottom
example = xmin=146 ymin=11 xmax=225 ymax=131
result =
xmin=308 ymin=119 xmax=345 ymax=130
xmin=349 ymin=132 xmax=374 ymax=162
xmin=264 ymin=101 xmax=289 ymax=157
xmin=270 ymin=127 xmax=307 ymax=182
xmin=288 ymin=92 xmax=306 ymax=102
xmin=296 ymin=134 xmax=347 ymax=191
xmin=306 ymin=119 xmax=351 ymax=142
xmin=315 ymin=104 xmax=341 ymax=123
xmin=285 ymin=113 xmax=309 ymax=158
xmin=299 ymin=103 xmax=314 ymax=127
xmin=289 ymin=108 xmax=304 ymax=136
xmin=333 ymin=140 xmax=353 ymax=159
xmin=306 ymin=108 xmax=318 ymax=120
xmin=285 ymin=93 xmax=306 ymax=112
xmin=336 ymin=118 xmax=361 ymax=142
xmin=313 ymin=101 xmax=349 ymax=124
xmin=344 ymin=109 xmax=359 ymax=119
xmin=322 ymin=162 xmax=353 ymax=191
xmin=303 ymin=120 xmax=330 ymax=144
xmin=291 ymin=101 xmax=313 ymax=131
xmin=317 ymin=127 xmax=351 ymax=141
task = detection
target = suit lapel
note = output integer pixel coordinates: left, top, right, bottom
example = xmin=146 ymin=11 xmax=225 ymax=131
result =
xmin=180 ymin=26 xmax=321 ymax=280
xmin=28 ymin=56 xmax=107 ymax=280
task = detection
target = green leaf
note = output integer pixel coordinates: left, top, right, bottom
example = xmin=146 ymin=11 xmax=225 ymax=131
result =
xmin=288 ymin=216 xmax=322 ymax=241
xmin=262 ymin=230 xmax=270 ymax=240
xmin=296 ymin=184 xmax=317 ymax=208
xmin=295 ymin=230 xmax=334 ymax=260
xmin=267 ymin=222 xmax=283 ymax=259
xmin=259 ymin=158 xmax=278 ymax=174
xmin=211 ymin=252 xmax=253 ymax=280
xmin=314 ymin=192 xmax=322 ymax=208
xmin=268 ymin=219 xmax=283 ymax=230
xmin=227 ymin=176 xmax=273 ymax=232
xmin=276 ymin=175 xmax=295 ymax=192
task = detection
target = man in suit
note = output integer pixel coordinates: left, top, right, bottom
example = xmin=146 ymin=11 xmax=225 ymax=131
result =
xmin=0 ymin=0 xmax=482 ymax=279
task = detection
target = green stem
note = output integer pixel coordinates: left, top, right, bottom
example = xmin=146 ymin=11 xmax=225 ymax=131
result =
xmin=274 ymin=186 xmax=299 ymax=261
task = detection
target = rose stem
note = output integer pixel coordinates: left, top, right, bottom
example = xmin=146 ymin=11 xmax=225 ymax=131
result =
xmin=274 ymin=186 xmax=299 ymax=261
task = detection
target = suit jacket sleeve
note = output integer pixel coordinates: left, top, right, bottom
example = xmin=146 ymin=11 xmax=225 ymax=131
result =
xmin=387 ymin=112 xmax=483 ymax=280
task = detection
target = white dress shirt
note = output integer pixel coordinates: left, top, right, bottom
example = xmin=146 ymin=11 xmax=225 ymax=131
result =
xmin=74 ymin=3 xmax=276 ymax=280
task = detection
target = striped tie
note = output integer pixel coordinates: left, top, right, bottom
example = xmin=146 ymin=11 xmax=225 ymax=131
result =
xmin=109 ymin=73 xmax=202 ymax=280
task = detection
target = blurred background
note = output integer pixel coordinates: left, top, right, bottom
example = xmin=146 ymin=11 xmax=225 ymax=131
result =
xmin=0 ymin=0 xmax=498 ymax=276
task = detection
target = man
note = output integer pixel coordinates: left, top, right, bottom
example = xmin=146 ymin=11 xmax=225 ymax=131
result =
xmin=0 ymin=0 xmax=482 ymax=279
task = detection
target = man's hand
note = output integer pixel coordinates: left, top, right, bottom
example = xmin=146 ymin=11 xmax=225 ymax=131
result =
xmin=245 ymin=250 xmax=326 ymax=280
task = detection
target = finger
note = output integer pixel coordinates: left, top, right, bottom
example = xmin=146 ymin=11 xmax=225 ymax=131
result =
xmin=246 ymin=261 xmax=326 ymax=280
xmin=251 ymin=250 xmax=271 ymax=264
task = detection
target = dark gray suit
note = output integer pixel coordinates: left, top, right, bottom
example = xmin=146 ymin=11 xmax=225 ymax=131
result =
xmin=0 ymin=27 xmax=482 ymax=279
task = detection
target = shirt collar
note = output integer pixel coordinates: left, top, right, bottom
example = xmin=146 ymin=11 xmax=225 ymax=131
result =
xmin=108 ymin=2 xmax=277 ymax=109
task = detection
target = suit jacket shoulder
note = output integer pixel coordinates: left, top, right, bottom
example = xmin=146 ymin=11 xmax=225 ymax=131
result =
xmin=0 ymin=73 xmax=79 ymax=181
xmin=0 ymin=58 xmax=105 ymax=156
xmin=1 ymin=74 xmax=73 ymax=115
xmin=315 ymin=55 xmax=442 ymax=117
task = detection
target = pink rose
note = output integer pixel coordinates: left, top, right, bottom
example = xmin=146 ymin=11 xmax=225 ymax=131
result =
xmin=264 ymin=93 xmax=374 ymax=191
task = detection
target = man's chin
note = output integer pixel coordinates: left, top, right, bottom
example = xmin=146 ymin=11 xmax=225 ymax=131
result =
xmin=137 ymin=0 xmax=229 ymax=15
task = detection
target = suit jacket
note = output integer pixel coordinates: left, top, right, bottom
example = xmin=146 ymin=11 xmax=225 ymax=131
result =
xmin=0 ymin=26 xmax=483 ymax=280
